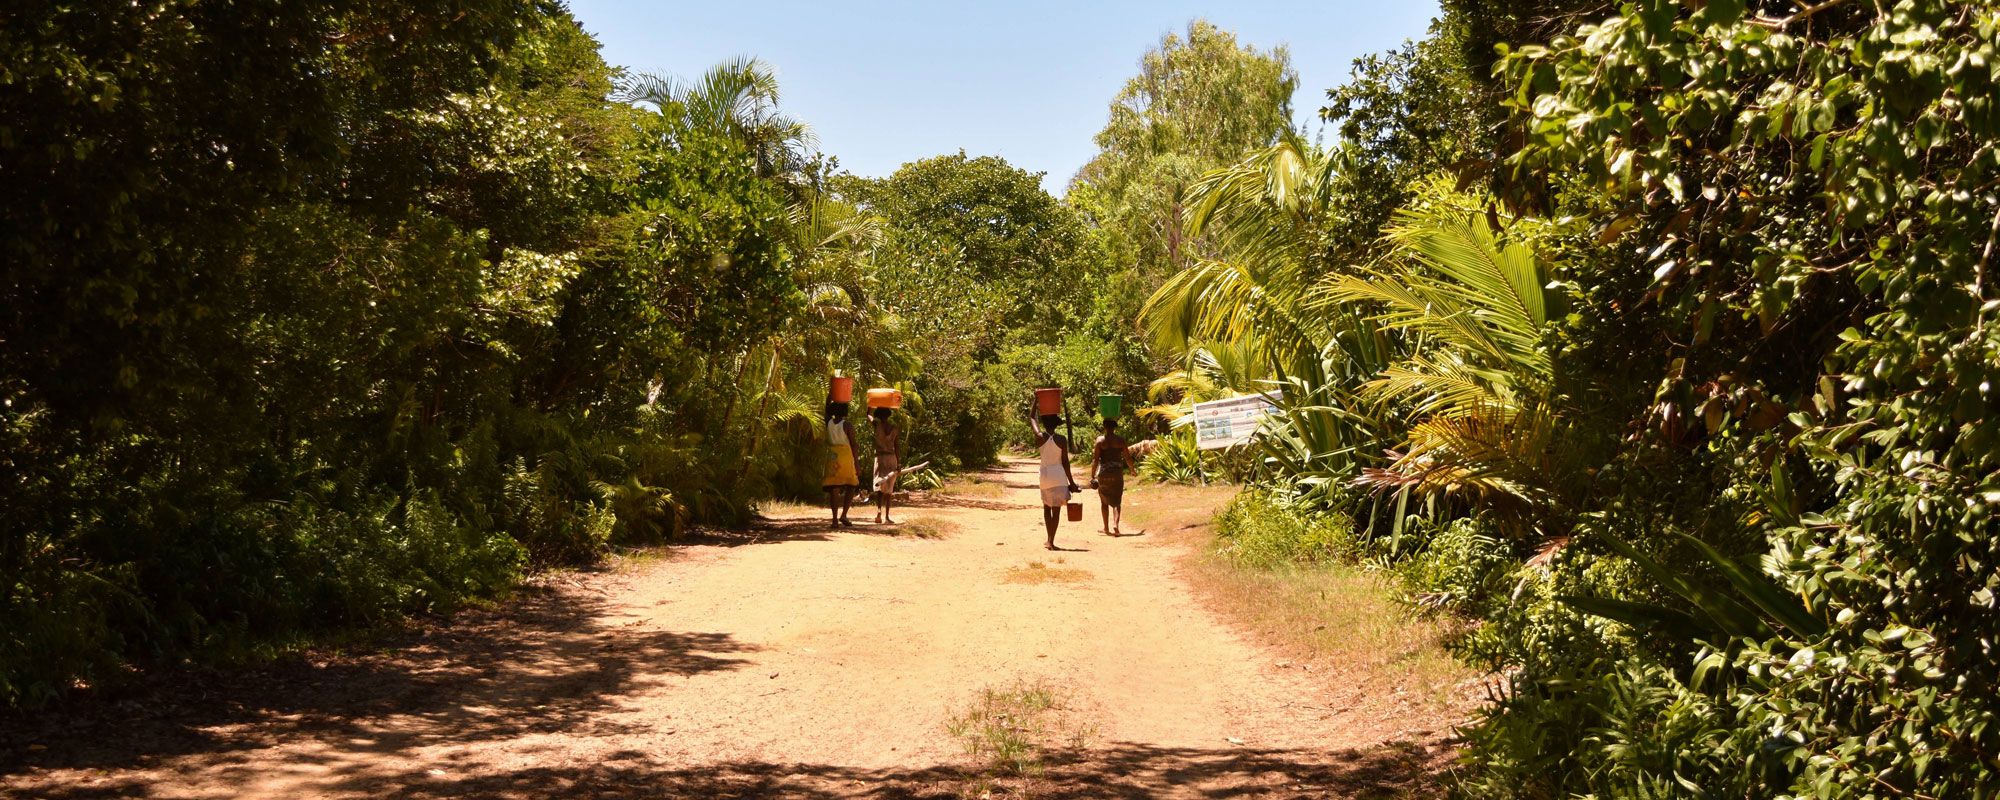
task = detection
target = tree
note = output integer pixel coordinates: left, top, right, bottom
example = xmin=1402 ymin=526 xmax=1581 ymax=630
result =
xmin=616 ymin=57 xmax=815 ymax=187
xmin=0 ymin=0 xmax=620 ymax=706
xmin=1318 ymin=22 xmax=1486 ymax=257
xmin=847 ymin=152 xmax=1106 ymax=466
xmin=1477 ymin=1 xmax=2000 ymax=794
xmin=1072 ymin=20 xmax=1298 ymax=285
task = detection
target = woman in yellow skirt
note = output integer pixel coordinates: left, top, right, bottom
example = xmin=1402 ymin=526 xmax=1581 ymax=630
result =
xmin=824 ymin=402 xmax=860 ymax=528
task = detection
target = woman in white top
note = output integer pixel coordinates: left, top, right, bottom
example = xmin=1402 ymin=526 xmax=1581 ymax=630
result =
xmin=1029 ymin=411 xmax=1079 ymax=550
xmin=823 ymin=402 xmax=859 ymax=528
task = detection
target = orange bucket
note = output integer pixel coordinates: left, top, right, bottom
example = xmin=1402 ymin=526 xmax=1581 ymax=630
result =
xmin=1034 ymin=387 xmax=1063 ymax=416
xmin=829 ymin=375 xmax=855 ymax=403
xmin=866 ymin=388 xmax=902 ymax=409
xmin=1066 ymin=501 xmax=1083 ymax=522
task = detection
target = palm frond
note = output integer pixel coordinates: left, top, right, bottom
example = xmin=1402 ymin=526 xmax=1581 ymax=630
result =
xmin=1315 ymin=210 xmax=1556 ymax=381
xmin=1362 ymin=351 xmax=1518 ymax=419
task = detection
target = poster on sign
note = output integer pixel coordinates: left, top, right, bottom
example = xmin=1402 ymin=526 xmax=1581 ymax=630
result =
xmin=1191 ymin=392 xmax=1280 ymax=450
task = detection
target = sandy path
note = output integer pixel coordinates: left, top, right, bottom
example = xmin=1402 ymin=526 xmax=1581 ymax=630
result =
xmin=2 ymin=459 xmax=1445 ymax=798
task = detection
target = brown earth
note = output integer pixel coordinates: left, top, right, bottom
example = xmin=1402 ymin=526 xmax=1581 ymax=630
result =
xmin=1 ymin=458 xmax=1463 ymax=798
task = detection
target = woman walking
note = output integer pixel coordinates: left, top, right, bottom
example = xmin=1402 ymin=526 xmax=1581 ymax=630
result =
xmin=1090 ymin=417 xmax=1133 ymax=536
xmin=823 ymin=402 xmax=859 ymax=528
xmin=868 ymin=407 xmax=900 ymax=524
xmin=1030 ymin=411 xmax=1079 ymax=550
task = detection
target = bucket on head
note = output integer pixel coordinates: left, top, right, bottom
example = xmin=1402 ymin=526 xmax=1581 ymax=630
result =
xmin=1034 ymin=387 xmax=1063 ymax=416
xmin=1098 ymin=394 xmax=1123 ymax=420
xmin=1066 ymin=501 xmax=1083 ymax=522
xmin=866 ymin=388 xmax=902 ymax=409
xmin=829 ymin=375 xmax=855 ymax=403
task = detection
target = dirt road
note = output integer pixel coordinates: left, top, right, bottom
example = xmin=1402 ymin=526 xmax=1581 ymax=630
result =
xmin=3 ymin=459 xmax=1454 ymax=798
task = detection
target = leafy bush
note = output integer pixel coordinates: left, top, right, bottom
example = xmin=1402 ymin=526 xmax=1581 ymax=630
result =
xmin=1211 ymin=490 xmax=1358 ymax=568
xmin=1392 ymin=518 xmax=1514 ymax=615
xmin=1138 ymin=427 xmax=1204 ymax=483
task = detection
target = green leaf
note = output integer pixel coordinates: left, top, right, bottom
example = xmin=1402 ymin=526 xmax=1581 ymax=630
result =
xmin=1676 ymin=532 xmax=1828 ymax=639
xmin=1559 ymin=595 xmax=1711 ymax=641
xmin=1597 ymin=530 xmax=1773 ymax=641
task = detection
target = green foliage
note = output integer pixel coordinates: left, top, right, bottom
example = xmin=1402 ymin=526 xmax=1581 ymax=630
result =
xmin=1144 ymin=2 xmax=2000 ymax=796
xmin=1454 ymin=1 xmax=2000 ymax=794
xmin=1074 ymin=20 xmax=1298 ymax=286
xmin=0 ymin=3 xmax=853 ymax=707
xmin=1211 ymin=490 xmax=1359 ymax=568
xmin=1137 ymin=427 xmax=1205 ymax=484
xmin=846 ymin=152 xmax=1112 ymax=467
xmin=1394 ymin=518 xmax=1515 ymax=615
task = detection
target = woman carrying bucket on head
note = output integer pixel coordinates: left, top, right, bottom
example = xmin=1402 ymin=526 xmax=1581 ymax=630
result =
xmin=865 ymin=387 xmax=902 ymax=525
xmin=1090 ymin=394 xmax=1134 ymax=536
xmin=1028 ymin=387 xmax=1080 ymax=551
xmin=823 ymin=376 xmax=861 ymax=528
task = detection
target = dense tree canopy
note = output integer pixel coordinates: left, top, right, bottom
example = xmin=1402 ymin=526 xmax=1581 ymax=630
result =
xmin=1071 ymin=20 xmax=1297 ymax=284
xmin=9 ymin=6 xmax=2000 ymax=798
xmin=842 ymin=153 xmax=1108 ymax=468
xmin=1138 ymin=1 xmax=2000 ymax=796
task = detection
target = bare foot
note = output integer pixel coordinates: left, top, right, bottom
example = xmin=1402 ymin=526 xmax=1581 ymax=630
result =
xmin=884 ymin=517 xmax=896 ymax=525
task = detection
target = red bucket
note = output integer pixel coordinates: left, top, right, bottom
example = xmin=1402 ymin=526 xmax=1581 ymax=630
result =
xmin=1034 ymin=387 xmax=1063 ymax=416
xmin=829 ymin=376 xmax=855 ymax=403
xmin=1066 ymin=501 xmax=1083 ymax=522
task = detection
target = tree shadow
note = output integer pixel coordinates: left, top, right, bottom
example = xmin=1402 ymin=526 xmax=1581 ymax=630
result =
xmin=690 ymin=513 xmax=952 ymax=547
xmin=894 ymin=493 xmax=1034 ymax=512
xmin=12 ymin=738 xmax=1453 ymax=799
xmin=0 ymin=583 xmax=755 ymax=780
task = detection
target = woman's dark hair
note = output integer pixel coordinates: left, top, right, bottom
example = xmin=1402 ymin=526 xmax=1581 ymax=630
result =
xmin=1102 ymin=416 xmax=1118 ymax=431
xmin=871 ymin=407 xmax=891 ymax=421
xmin=825 ymin=401 xmax=848 ymax=421
xmin=1038 ymin=414 xmax=1061 ymax=432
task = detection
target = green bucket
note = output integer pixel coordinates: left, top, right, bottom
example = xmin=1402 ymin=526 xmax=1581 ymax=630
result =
xmin=1098 ymin=394 xmax=1123 ymax=420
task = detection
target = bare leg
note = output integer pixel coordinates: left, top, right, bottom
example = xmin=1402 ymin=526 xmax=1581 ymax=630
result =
xmin=1100 ymin=500 xmax=1111 ymax=535
xmin=827 ymin=489 xmax=840 ymax=529
xmin=1043 ymin=506 xmax=1059 ymax=549
xmin=882 ymin=472 xmax=897 ymax=524
xmin=1112 ymin=503 xmax=1122 ymax=536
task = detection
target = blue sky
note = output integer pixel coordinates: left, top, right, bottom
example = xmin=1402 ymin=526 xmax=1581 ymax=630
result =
xmin=563 ymin=1 xmax=1441 ymax=195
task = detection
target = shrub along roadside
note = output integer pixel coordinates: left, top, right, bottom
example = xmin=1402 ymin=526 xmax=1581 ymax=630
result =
xmin=1138 ymin=2 xmax=2000 ymax=795
xmin=2 ymin=5 xmax=949 ymax=708
xmin=1173 ymin=488 xmax=1473 ymax=716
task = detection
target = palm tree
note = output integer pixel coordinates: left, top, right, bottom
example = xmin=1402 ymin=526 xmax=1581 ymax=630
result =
xmin=1140 ymin=129 xmax=1339 ymax=369
xmin=1314 ymin=205 xmax=1576 ymax=536
xmin=617 ymin=57 xmax=816 ymax=184
xmin=1143 ymin=134 xmax=1580 ymax=537
xmin=734 ymin=194 xmax=916 ymax=489
xmin=1138 ymin=132 xmax=1401 ymax=496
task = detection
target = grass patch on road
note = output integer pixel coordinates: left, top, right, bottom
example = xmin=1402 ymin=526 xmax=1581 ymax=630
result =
xmin=942 ymin=475 xmax=1006 ymax=498
xmin=946 ymin=679 xmax=1095 ymax=777
xmin=895 ymin=514 xmax=960 ymax=539
xmin=1002 ymin=559 xmax=1093 ymax=585
xmin=755 ymin=498 xmax=825 ymax=519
